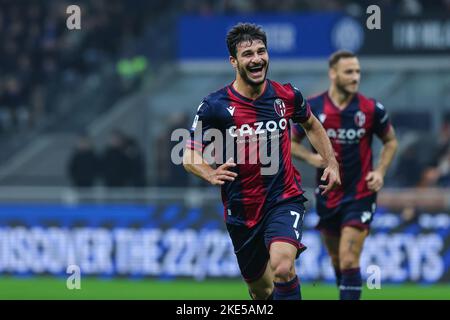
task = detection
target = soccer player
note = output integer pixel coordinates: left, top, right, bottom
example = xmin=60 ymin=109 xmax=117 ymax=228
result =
xmin=291 ymin=50 xmax=398 ymax=300
xmin=182 ymin=23 xmax=340 ymax=300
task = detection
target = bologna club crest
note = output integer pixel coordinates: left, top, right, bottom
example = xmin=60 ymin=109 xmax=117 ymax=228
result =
xmin=354 ymin=111 xmax=366 ymax=127
xmin=273 ymin=99 xmax=286 ymax=117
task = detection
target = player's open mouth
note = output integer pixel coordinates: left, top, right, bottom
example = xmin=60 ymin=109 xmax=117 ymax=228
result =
xmin=248 ymin=65 xmax=264 ymax=77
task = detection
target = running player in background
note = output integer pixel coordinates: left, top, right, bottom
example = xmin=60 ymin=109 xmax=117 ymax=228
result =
xmin=291 ymin=50 xmax=398 ymax=300
xmin=183 ymin=23 xmax=340 ymax=300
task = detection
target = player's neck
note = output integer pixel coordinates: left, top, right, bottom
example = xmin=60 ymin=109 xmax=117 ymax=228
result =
xmin=328 ymin=86 xmax=354 ymax=110
xmin=233 ymin=78 xmax=266 ymax=100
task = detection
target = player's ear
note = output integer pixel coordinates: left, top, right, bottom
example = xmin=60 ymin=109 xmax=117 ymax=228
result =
xmin=229 ymin=56 xmax=237 ymax=69
xmin=329 ymin=67 xmax=336 ymax=81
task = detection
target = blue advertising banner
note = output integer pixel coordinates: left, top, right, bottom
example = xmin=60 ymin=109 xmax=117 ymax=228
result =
xmin=178 ymin=13 xmax=366 ymax=60
xmin=178 ymin=14 xmax=450 ymax=60
xmin=0 ymin=203 xmax=449 ymax=283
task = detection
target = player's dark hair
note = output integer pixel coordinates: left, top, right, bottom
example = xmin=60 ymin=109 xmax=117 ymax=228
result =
xmin=226 ymin=23 xmax=267 ymax=58
xmin=329 ymin=50 xmax=357 ymax=69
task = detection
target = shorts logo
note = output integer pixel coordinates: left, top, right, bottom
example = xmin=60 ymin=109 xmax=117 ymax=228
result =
xmin=294 ymin=230 xmax=300 ymax=239
xmin=361 ymin=211 xmax=372 ymax=223
xmin=273 ymin=99 xmax=286 ymax=117
xmin=354 ymin=111 xmax=366 ymax=127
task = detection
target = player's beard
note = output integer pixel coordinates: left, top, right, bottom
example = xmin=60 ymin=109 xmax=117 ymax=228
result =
xmin=237 ymin=60 xmax=269 ymax=87
xmin=335 ymin=76 xmax=359 ymax=97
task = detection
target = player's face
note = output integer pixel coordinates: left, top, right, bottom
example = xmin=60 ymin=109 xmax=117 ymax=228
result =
xmin=332 ymin=57 xmax=361 ymax=95
xmin=231 ymin=40 xmax=269 ymax=86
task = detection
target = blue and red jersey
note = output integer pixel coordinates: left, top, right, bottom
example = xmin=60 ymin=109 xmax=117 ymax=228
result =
xmin=292 ymin=91 xmax=392 ymax=216
xmin=186 ymin=79 xmax=311 ymax=228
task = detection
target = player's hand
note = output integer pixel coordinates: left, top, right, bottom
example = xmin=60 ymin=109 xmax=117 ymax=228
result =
xmin=307 ymin=153 xmax=327 ymax=169
xmin=319 ymin=161 xmax=341 ymax=195
xmin=207 ymin=158 xmax=237 ymax=186
xmin=366 ymin=170 xmax=384 ymax=192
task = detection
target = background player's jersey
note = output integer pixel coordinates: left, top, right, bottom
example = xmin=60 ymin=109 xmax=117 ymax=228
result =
xmin=292 ymin=91 xmax=391 ymax=217
xmin=187 ymin=80 xmax=311 ymax=228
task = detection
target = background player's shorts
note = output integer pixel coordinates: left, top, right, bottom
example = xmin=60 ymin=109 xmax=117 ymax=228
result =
xmin=316 ymin=194 xmax=376 ymax=236
xmin=226 ymin=196 xmax=307 ymax=283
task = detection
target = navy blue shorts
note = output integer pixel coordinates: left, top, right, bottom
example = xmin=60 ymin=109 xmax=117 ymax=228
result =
xmin=316 ymin=195 xmax=377 ymax=237
xmin=226 ymin=196 xmax=307 ymax=283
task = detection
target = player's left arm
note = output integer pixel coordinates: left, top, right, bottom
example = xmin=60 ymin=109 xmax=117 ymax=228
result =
xmin=299 ymin=114 xmax=341 ymax=195
xmin=292 ymin=85 xmax=340 ymax=195
xmin=291 ymin=123 xmax=328 ymax=169
xmin=366 ymin=102 xmax=399 ymax=192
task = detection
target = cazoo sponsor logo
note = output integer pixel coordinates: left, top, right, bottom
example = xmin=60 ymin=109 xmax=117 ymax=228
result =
xmin=327 ymin=128 xmax=366 ymax=143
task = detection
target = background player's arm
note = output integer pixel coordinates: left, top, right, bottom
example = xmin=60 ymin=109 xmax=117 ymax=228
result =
xmin=366 ymin=126 xmax=398 ymax=192
xmin=291 ymin=129 xmax=327 ymax=169
xmin=183 ymin=149 xmax=237 ymax=186
xmin=299 ymin=114 xmax=341 ymax=194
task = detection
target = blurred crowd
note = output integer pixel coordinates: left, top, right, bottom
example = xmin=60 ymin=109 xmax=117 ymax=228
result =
xmin=0 ymin=0 xmax=161 ymax=132
xmin=395 ymin=116 xmax=450 ymax=188
xmin=182 ymin=0 xmax=450 ymax=15
xmin=67 ymin=130 xmax=146 ymax=188
xmin=153 ymin=112 xmax=450 ymax=189
xmin=1 ymin=1 xmax=449 ymax=191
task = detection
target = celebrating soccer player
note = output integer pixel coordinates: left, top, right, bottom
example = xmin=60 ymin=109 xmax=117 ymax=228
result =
xmin=291 ymin=50 xmax=398 ymax=300
xmin=182 ymin=23 xmax=340 ymax=300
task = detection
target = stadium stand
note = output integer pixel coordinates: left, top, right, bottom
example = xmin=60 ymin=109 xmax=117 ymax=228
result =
xmin=0 ymin=1 xmax=449 ymax=299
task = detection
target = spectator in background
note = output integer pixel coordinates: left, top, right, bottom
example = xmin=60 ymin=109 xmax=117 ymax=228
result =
xmin=400 ymin=205 xmax=419 ymax=223
xmin=101 ymin=129 xmax=130 ymax=187
xmin=394 ymin=143 xmax=424 ymax=187
xmin=123 ymin=135 xmax=147 ymax=187
xmin=157 ymin=112 xmax=191 ymax=187
xmin=67 ymin=134 xmax=99 ymax=187
xmin=435 ymin=152 xmax=450 ymax=187
xmin=1 ymin=77 xmax=27 ymax=130
xmin=68 ymin=129 xmax=147 ymax=188
xmin=435 ymin=117 xmax=450 ymax=162
xmin=417 ymin=118 xmax=450 ymax=188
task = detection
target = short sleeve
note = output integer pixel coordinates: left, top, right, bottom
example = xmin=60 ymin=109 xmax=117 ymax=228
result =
xmin=292 ymin=86 xmax=311 ymax=124
xmin=186 ymin=100 xmax=215 ymax=152
xmin=373 ymin=100 xmax=392 ymax=138
xmin=291 ymin=122 xmax=306 ymax=141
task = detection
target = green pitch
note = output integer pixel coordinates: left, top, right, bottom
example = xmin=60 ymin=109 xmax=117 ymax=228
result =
xmin=0 ymin=276 xmax=449 ymax=300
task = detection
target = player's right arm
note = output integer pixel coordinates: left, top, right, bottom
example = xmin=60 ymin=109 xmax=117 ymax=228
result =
xmin=182 ymin=100 xmax=237 ymax=186
xmin=291 ymin=124 xmax=327 ymax=169
xmin=183 ymin=151 xmax=237 ymax=186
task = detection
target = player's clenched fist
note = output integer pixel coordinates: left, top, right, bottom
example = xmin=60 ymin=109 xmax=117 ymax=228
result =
xmin=365 ymin=170 xmax=384 ymax=192
xmin=207 ymin=158 xmax=238 ymax=186
xmin=319 ymin=161 xmax=341 ymax=195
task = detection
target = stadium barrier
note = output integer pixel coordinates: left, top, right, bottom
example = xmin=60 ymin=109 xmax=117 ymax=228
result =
xmin=0 ymin=187 xmax=448 ymax=283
